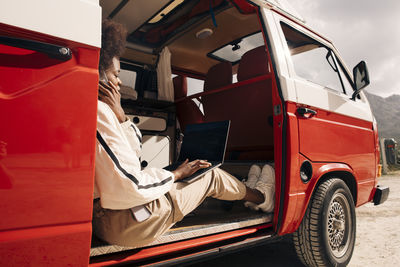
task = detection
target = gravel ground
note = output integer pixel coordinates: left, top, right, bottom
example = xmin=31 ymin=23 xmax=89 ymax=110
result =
xmin=191 ymin=172 xmax=399 ymax=267
xmin=349 ymin=171 xmax=400 ymax=266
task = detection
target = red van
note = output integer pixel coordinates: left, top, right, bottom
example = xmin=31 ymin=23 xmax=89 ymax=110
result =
xmin=0 ymin=0 xmax=389 ymax=266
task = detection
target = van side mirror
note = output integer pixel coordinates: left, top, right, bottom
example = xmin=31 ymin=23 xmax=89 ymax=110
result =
xmin=351 ymin=60 xmax=370 ymax=100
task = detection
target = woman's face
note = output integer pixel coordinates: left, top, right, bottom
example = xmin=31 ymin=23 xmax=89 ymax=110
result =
xmin=104 ymin=57 xmax=122 ymax=90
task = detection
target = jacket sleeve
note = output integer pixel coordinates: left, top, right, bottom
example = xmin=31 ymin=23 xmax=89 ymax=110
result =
xmin=95 ymin=102 xmax=174 ymax=209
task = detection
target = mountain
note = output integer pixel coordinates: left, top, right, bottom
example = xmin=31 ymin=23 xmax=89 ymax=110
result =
xmin=365 ymin=92 xmax=400 ymax=143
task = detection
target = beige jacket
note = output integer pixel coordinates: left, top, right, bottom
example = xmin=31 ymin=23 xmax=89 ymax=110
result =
xmin=94 ymin=101 xmax=174 ymax=209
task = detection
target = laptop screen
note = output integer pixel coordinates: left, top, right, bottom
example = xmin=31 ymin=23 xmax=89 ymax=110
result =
xmin=178 ymin=121 xmax=230 ymax=162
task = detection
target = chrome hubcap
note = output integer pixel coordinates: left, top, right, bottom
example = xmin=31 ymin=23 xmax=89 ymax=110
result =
xmin=327 ymin=192 xmax=351 ymax=258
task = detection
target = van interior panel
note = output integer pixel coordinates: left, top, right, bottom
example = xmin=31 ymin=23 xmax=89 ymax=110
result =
xmin=91 ymin=1 xmax=277 ymax=254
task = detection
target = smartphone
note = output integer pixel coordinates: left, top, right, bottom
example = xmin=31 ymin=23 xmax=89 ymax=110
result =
xmin=100 ymin=70 xmax=109 ymax=83
xmin=130 ymin=206 xmax=151 ymax=222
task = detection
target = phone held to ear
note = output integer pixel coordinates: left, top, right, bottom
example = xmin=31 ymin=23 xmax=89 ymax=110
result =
xmin=99 ymin=72 xmax=116 ymax=92
xmin=100 ymin=71 xmax=109 ymax=83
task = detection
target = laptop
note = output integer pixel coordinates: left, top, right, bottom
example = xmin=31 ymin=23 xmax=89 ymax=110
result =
xmin=164 ymin=120 xmax=230 ymax=183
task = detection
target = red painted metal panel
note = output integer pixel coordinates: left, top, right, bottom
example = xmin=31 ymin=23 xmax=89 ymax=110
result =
xmin=276 ymin=102 xmax=300 ymax=234
xmin=0 ymin=23 xmax=98 ymax=266
xmin=279 ymin=152 xmax=358 ymax=234
xmin=296 ymin=103 xmax=376 ymax=206
xmin=277 ymin=102 xmax=377 ymax=235
xmin=0 ymin=24 xmax=98 ymax=230
xmin=297 ymin=105 xmax=375 ymax=181
xmin=0 ymin=223 xmax=92 ymax=266
xmin=284 ymin=160 xmax=356 ymax=234
xmin=373 ymin=118 xmax=380 ymax=180
xmin=270 ymin=80 xmax=284 ymax=230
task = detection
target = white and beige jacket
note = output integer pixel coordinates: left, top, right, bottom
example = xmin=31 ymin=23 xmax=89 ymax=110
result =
xmin=94 ymin=101 xmax=174 ymax=210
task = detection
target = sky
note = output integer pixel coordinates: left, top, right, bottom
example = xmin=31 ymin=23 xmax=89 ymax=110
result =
xmin=289 ymin=0 xmax=400 ymax=98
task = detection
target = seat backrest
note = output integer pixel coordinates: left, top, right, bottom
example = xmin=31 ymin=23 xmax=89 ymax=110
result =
xmin=173 ymin=75 xmax=204 ymax=132
xmin=237 ymin=46 xmax=270 ymax=82
xmin=203 ymin=47 xmax=274 ymax=160
xmin=173 ymin=75 xmax=188 ymax=100
xmin=202 ymin=62 xmax=232 ymax=117
xmin=203 ymin=61 xmax=233 ymax=92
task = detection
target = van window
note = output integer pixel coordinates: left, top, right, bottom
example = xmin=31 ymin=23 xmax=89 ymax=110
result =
xmin=280 ymin=22 xmax=352 ymax=95
xmin=187 ymin=77 xmax=204 ymax=96
xmin=208 ymin=32 xmax=264 ymax=64
xmin=119 ymin=66 xmax=138 ymax=100
xmin=187 ymin=77 xmax=204 ymax=113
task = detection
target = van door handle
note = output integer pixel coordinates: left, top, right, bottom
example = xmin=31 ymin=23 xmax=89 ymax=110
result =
xmin=297 ymin=107 xmax=317 ymax=117
xmin=0 ymin=36 xmax=72 ymax=61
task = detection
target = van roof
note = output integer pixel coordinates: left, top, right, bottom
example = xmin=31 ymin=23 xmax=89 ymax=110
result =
xmin=103 ymin=0 xmax=331 ymax=75
xmin=101 ymin=0 xmax=306 ymax=52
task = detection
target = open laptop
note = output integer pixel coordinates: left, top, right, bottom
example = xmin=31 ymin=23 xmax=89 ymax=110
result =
xmin=164 ymin=120 xmax=230 ymax=183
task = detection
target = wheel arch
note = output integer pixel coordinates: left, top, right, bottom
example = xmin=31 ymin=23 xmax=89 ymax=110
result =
xmin=315 ymin=170 xmax=357 ymax=206
xmin=287 ymin=164 xmax=358 ymax=235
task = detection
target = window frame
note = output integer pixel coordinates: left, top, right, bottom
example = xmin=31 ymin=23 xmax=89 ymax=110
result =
xmin=331 ymin=52 xmax=356 ymax=96
xmin=279 ymin=21 xmax=355 ymax=96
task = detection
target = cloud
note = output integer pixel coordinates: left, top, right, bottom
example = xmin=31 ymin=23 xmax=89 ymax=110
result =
xmin=290 ymin=0 xmax=400 ymax=97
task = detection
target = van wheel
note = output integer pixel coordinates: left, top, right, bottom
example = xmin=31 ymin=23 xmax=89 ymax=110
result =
xmin=293 ymin=178 xmax=356 ymax=267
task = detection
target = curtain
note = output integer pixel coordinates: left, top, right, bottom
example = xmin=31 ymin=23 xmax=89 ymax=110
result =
xmin=157 ymin=47 xmax=174 ymax=102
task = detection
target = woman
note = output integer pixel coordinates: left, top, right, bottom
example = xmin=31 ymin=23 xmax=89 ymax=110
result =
xmin=92 ymin=19 xmax=275 ymax=247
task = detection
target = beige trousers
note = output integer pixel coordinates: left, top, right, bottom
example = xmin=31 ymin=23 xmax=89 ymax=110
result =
xmin=92 ymin=168 xmax=247 ymax=247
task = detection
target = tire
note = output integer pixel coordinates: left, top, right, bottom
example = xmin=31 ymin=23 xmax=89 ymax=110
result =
xmin=293 ymin=178 xmax=356 ymax=267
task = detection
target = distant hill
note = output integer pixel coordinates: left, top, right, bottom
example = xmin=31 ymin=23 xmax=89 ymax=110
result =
xmin=365 ymin=92 xmax=400 ymax=143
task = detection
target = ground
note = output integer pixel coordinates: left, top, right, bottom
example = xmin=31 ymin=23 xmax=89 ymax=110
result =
xmin=350 ymin=171 xmax=400 ymax=266
xmin=191 ymin=171 xmax=399 ymax=266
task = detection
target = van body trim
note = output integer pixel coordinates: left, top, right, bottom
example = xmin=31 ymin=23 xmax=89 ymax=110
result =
xmin=255 ymin=4 xmax=288 ymax=234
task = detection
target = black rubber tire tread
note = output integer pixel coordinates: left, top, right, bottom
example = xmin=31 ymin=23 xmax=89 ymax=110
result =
xmin=293 ymin=178 xmax=356 ymax=267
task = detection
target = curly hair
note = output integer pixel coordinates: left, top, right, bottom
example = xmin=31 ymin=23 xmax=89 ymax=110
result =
xmin=99 ymin=19 xmax=127 ymax=73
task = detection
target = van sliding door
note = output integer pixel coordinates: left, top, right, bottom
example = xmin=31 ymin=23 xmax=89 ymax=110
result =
xmin=0 ymin=1 xmax=100 ymax=265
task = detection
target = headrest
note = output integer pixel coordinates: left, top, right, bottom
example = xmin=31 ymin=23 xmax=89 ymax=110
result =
xmin=237 ymin=46 xmax=270 ymax=82
xmin=173 ymin=75 xmax=188 ymax=99
xmin=204 ymin=62 xmax=232 ymax=91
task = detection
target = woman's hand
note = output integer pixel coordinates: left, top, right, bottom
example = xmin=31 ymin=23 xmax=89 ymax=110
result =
xmin=172 ymin=159 xmax=212 ymax=181
xmin=98 ymin=81 xmax=127 ymax=123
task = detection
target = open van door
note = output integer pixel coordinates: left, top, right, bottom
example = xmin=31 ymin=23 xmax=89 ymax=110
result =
xmin=0 ymin=1 xmax=100 ymax=265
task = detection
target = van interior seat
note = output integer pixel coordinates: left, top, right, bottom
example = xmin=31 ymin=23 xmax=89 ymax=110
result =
xmin=237 ymin=46 xmax=270 ymax=81
xmin=203 ymin=46 xmax=274 ymax=160
xmin=173 ymin=75 xmax=204 ymax=132
xmin=202 ymin=61 xmax=233 ymax=117
xmin=203 ymin=61 xmax=233 ymax=91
